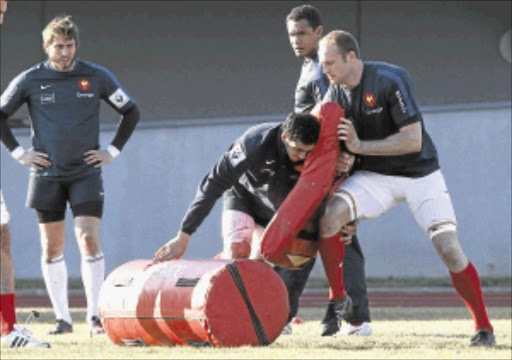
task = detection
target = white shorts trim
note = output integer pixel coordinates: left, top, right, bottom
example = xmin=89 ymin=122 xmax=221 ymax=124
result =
xmin=336 ymin=170 xmax=457 ymax=234
xmin=221 ymin=209 xmax=264 ymax=259
xmin=1 ymin=190 xmax=10 ymax=225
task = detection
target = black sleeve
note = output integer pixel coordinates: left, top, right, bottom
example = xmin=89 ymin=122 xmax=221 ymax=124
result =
xmin=110 ymin=104 xmax=140 ymax=150
xmin=180 ymin=144 xmax=250 ymax=235
xmin=0 ymin=111 xmax=20 ymax=152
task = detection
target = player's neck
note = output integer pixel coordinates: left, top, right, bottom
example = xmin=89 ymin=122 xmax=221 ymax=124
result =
xmin=345 ymin=59 xmax=363 ymax=90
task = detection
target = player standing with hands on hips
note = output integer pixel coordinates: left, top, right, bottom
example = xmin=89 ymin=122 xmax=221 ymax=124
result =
xmin=1 ymin=14 xmax=140 ymax=336
xmin=318 ymin=29 xmax=495 ymax=346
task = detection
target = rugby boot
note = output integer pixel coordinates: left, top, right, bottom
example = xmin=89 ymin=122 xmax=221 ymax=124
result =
xmin=470 ymin=328 xmax=496 ymax=347
xmin=1 ymin=325 xmax=51 ymax=348
xmin=320 ymin=295 xmax=353 ymax=336
xmin=89 ymin=316 xmax=105 ymax=336
xmin=338 ymin=321 xmax=372 ymax=336
xmin=47 ymin=319 xmax=73 ymax=335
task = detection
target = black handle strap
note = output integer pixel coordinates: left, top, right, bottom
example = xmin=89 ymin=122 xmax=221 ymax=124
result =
xmin=226 ymin=262 xmax=269 ymax=346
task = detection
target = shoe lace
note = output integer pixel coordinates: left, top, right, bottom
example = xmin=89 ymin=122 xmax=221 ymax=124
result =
xmin=12 ymin=325 xmax=35 ymax=340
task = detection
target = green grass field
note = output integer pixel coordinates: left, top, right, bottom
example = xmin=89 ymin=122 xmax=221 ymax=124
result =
xmin=2 ymin=307 xmax=511 ymax=359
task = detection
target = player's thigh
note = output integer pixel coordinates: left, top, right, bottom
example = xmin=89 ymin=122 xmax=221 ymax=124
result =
xmin=406 ymin=170 xmax=457 ymax=233
xmin=221 ymin=209 xmax=255 ymax=244
xmin=336 ymin=171 xmax=398 ymax=220
xmin=221 ymin=209 xmax=255 ymax=258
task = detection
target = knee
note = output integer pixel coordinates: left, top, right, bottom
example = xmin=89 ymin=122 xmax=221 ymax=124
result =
xmin=430 ymin=224 xmax=468 ymax=272
xmin=320 ymin=197 xmax=351 ymax=237
xmin=225 ymin=241 xmax=251 ymax=259
xmin=223 ymin=226 xmax=252 ymax=259
xmin=77 ymin=232 xmax=100 ymax=256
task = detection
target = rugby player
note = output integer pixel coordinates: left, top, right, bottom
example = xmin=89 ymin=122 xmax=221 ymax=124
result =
xmin=1 ymin=14 xmax=140 ymax=336
xmin=318 ymin=29 xmax=495 ymax=347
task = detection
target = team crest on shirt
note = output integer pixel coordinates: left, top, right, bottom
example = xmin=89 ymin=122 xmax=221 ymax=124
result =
xmin=78 ymin=79 xmax=90 ymax=91
xmin=364 ymin=92 xmax=376 ymax=107
xmin=228 ymin=143 xmax=246 ymax=167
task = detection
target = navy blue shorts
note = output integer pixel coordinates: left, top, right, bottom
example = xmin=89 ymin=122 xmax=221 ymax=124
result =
xmin=27 ymin=172 xmax=104 ymax=216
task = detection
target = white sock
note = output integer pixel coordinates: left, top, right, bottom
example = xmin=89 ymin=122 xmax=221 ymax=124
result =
xmin=41 ymin=255 xmax=72 ymax=324
xmin=81 ymin=252 xmax=105 ymax=320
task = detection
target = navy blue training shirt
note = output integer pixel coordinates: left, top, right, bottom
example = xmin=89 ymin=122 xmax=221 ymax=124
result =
xmin=1 ymin=59 xmax=136 ymax=179
xmin=324 ymin=61 xmax=440 ymax=178
xmin=294 ymin=55 xmax=329 ymax=114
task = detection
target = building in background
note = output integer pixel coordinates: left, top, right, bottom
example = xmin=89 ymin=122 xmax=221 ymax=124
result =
xmin=1 ymin=1 xmax=510 ymax=278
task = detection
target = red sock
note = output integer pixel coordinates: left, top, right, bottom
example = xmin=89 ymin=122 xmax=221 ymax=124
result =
xmin=319 ymin=234 xmax=346 ymax=301
xmin=450 ymin=262 xmax=493 ymax=332
xmin=0 ymin=293 xmax=17 ymax=336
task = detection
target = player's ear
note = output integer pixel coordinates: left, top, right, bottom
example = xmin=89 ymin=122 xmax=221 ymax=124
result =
xmin=315 ymin=25 xmax=324 ymax=38
xmin=281 ymin=131 xmax=287 ymax=143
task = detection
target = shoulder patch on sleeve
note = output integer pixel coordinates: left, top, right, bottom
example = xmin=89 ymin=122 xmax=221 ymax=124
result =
xmin=228 ymin=143 xmax=246 ymax=167
xmin=108 ymin=88 xmax=130 ymax=109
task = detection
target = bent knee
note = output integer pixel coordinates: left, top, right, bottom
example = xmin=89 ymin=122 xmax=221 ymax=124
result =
xmin=320 ymin=196 xmax=353 ymax=237
xmin=224 ymin=241 xmax=251 ymax=259
xmin=429 ymin=223 xmax=468 ymax=272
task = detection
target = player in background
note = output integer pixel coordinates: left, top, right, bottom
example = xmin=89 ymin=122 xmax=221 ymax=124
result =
xmin=0 ymin=0 xmax=50 ymax=348
xmin=1 ymin=14 xmax=139 ymax=336
xmin=318 ymin=29 xmax=495 ymax=347
xmin=279 ymin=4 xmax=372 ymax=336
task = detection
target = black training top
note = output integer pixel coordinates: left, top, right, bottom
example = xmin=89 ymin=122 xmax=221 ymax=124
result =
xmin=181 ymin=122 xmax=304 ymax=235
xmin=324 ymin=61 xmax=439 ymax=178
xmin=0 ymin=59 xmax=136 ymax=179
xmin=294 ymin=55 xmax=330 ymax=114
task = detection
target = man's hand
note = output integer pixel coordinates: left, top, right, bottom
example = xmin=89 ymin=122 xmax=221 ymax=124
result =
xmin=340 ymin=221 xmax=357 ymax=245
xmin=336 ymin=151 xmax=355 ymax=176
xmin=338 ymin=118 xmax=361 ymax=154
xmin=153 ymin=232 xmax=191 ymax=262
xmin=18 ymin=148 xmax=51 ymax=170
xmin=84 ymin=149 xmax=113 ymax=168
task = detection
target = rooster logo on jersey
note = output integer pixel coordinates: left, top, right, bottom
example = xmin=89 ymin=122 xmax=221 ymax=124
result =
xmin=364 ymin=92 xmax=376 ymax=107
xmin=78 ymin=79 xmax=90 ymax=91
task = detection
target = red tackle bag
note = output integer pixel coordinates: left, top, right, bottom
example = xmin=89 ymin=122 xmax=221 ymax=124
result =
xmin=98 ymin=259 xmax=289 ymax=347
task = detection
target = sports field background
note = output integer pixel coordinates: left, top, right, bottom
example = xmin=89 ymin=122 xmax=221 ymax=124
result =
xmin=2 ymin=1 xmax=510 ymax=281
xmin=2 ymin=307 xmax=511 ymax=359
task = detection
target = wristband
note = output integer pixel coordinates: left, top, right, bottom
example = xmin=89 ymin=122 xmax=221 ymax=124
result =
xmin=107 ymin=145 xmax=120 ymax=159
xmin=11 ymin=146 xmax=26 ymax=161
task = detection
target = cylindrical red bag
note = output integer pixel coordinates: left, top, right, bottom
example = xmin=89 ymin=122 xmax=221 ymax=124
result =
xmin=98 ymin=259 xmax=289 ymax=347
xmin=260 ymin=102 xmax=344 ymax=268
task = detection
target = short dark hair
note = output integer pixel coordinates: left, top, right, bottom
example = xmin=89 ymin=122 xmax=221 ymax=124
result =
xmin=286 ymin=4 xmax=322 ymax=29
xmin=282 ymin=112 xmax=320 ymax=145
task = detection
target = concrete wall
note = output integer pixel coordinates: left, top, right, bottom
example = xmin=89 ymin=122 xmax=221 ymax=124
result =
xmin=1 ymin=1 xmax=510 ymax=121
xmin=1 ymin=1 xmax=511 ymax=278
xmin=2 ymin=104 xmax=510 ymax=278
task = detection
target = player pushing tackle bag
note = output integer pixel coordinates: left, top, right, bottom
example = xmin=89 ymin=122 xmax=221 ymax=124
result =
xmin=260 ymin=102 xmax=343 ymax=268
xmin=98 ymin=259 xmax=289 ymax=347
